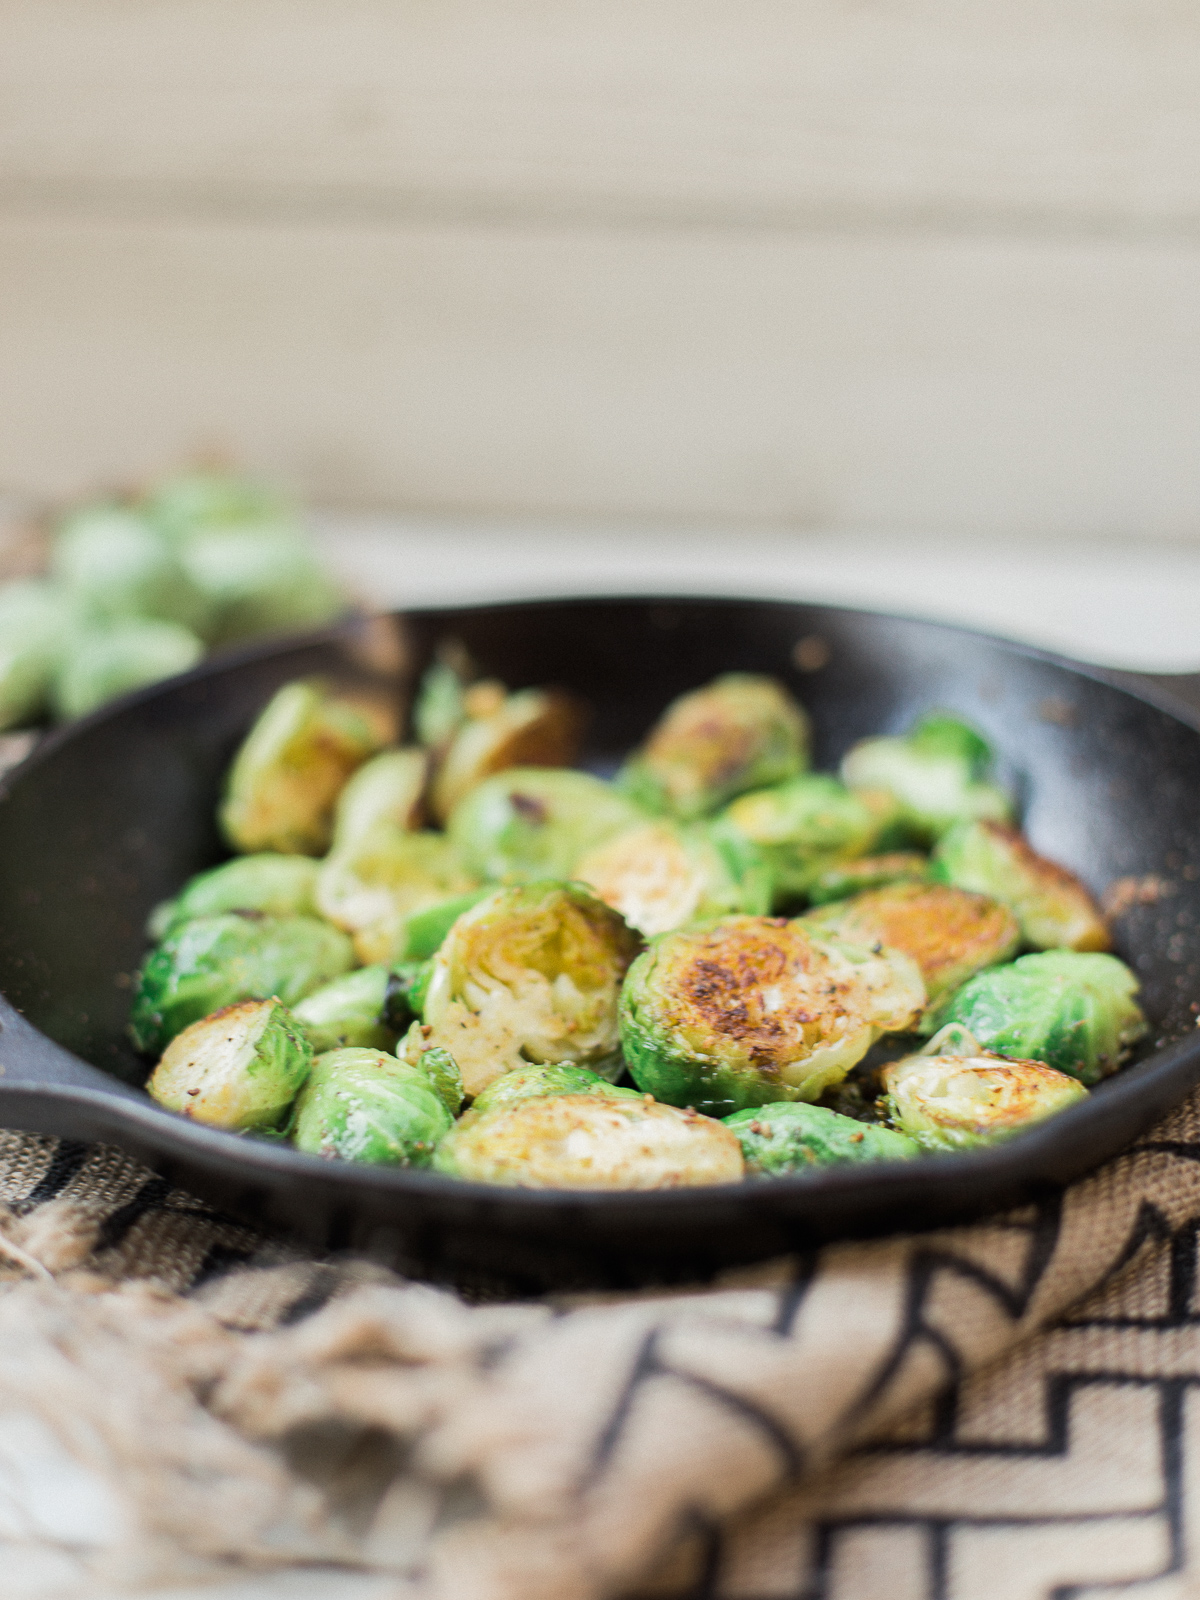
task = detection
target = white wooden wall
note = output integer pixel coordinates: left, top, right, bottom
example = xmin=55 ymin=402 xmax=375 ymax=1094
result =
xmin=2 ymin=1 xmax=1199 ymax=534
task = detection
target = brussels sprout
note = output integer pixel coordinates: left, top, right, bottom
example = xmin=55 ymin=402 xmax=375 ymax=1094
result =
xmin=219 ymin=681 xmax=384 ymax=855
xmin=448 ymin=767 xmax=644 ymax=884
xmin=574 ymin=818 xmax=770 ymax=938
xmin=724 ymin=1101 xmax=920 ymax=1175
xmin=149 ymin=853 xmax=321 ymax=939
xmin=395 ymin=1024 xmax=466 ymax=1115
xmin=0 ymin=580 xmax=75 ymax=729
xmin=721 ymin=774 xmax=887 ymax=902
xmin=144 ymin=470 xmax=289 ymax=544
xmin=316 ymin=824 xmax=478 ymax=964
xmin=618 ymin=674 xmax=810 ymax=821
xmin=620 ymin=915 xmax=925 ymax=1116
xmin=293 ymin=965 xmax=398 ymax=1053
xmin=53 ymin=507 xmax=212 ymax=635
xmin=840 ymin=712 xmax=1013 ymax=843
xmin=330 ymin=747 xmax=428 ymax=852
xmin=52 ymin=619 xmax=205 ymax=719
xmin=147 ymin=996 xmax=313 ymax=1131
xmin=414 ymin=659 xmax=467 ymax=750
xmin=923 ymin=950 xmax=1147 ymax=1084
xmin=468 ymin=1061 xmax=641 ymax=1115
xmin=807 ymin=852 xmax=931 ymax=905
xmin=129 ymin=912 xmax=355 ymax=1054
xmin=390 ymin=889 xmax=492 ymax=961
xmin=882 ymin=1040 xmax=1088 ymax=1152
xmin=429 ymin=687 xmax=584 ymax=823
xmin=432 ymin=1093 xmax=744 ymax=1189
xmin=931 ymin=820 xmax=1110 ymax=953
xmin=181 ymin=527 xmax=345 ymax=647
xmin=290 ymin=1047 xmax=453 ymax=1165
xmin=419 ymin=881 xmax=641 ymax=1097
xmin=803 ymin=882 xmax=1020 ymax=1005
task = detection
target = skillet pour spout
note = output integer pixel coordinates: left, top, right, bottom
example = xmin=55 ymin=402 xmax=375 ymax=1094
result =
xmin=0 ymin=597 xmax=1198 ymax=1294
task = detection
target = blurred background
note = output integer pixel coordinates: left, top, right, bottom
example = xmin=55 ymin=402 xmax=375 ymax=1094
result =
xmin=3 ymin=1 xmax=1200 ymax=669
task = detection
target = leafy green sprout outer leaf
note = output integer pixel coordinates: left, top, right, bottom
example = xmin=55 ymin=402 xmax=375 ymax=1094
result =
xmin=129 ymin=912 xmax=355 ymax=1055
xmin=840 ymin=712 xmax=1014 ymax=844
xmin=147 ymin=997 xmax=314 ymax=1132
xmin=147 ymin=853 xmax=321 ymax=940
xmin=391 ymin=889 xmax=494 ymax=961
xmin=52 ymin=619 xmax=206 ymax=720
xmin=395 ymin=1022 xmax=466 ymax=1115
xmin=721 ymin=773 xmax=891 ymax=903
xmin=290 ymin=1048 xmax=453 ymax=1166
xmin=724 ymin=1101 xmax=921 ymax=1175
xmin=414 ymin=660 xmax=468 ymax=750
xmin=469 ymin=1062 xmax=642 ymax=1116
xmin=448 ymin=767 xmax=645 ymax=884
xmin=292 ymin=965 xmax=399 ymax=1054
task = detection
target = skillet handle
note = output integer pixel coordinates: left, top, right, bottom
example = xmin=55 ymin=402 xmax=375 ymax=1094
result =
xmin=1107 ymin=670 xmax=1200 ymax=721
xmin=0 ymin=995 xmax=140 ymax=1098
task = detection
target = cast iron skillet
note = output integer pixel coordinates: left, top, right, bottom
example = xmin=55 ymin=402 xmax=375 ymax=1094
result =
xmin=0 ymin=596 xmax=1198 ymax=1294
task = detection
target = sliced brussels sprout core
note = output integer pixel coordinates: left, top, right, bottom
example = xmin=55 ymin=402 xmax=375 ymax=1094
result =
xmin=330 ymin=748 xmax=428 ymax=853
xmin=53 ymin=507 xmax=212 ymax=635
xmin=150 ymin=853 xmax=321 ymax=938
xmin=924 ymin=950 xmax=1147 ymax=1083
xmin=429 ymin=688 xmax=584 ymax=823
xmin=932 ymin=820 xmax=1111 ymax=953
xmin=0 ymin=580 xmax=75 ymax=730
xmin=840 ymin=713 xmax=1013 ymax=843
xmin=448 ymin=767 xmax=644 ymax=884
xmin=619 ymin=915 xmax=926 ymax=1117
xmin=432 ymin=1093 xmax=744 ymax=1188
xmin=147 ymin=997 xmax=313 ymax=1131
xmin=469 ymin=1062 xmax=641 ymax=1116
xmin=807 ymin=852 xmax=931 ymax=905
xmin=290 ymin=1048 xmax=453 ymax=1165
xmin=293 ymin=965 xmax=397 ymax=1054
xmin=724 ymin=1101 xmax=920 ymax=1175
xmin=316 ymin=825 xmax=478 ymax=964
xmin=53 ymin=619 xmax=205 ymax=720
xmin=803 ymin=882 xmax=1020 ymax=1004
xmin=722 ymin=773 xmax=888 ymax=902
xmin=618 ymin=673 xmax=810 ymax=821
xmin=575 ymin=817 xmax=770 ymax=938
xmin=219 ymin=681 xmax=384 ymax=856
xmin=419 ymin=881 xmax=641 ymax=1098
xmin=129 ymin=912 xmax=355 ymax=1055
xmin=883 ymin=1049 xmax=1088 ymax=1152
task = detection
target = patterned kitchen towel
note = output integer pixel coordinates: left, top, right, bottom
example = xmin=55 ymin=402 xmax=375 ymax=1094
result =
xmin=2 ymin=1090 xmax=1200 ymax=1600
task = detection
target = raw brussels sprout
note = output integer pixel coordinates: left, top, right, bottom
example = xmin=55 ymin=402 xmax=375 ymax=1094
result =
xmin=721 ymin=774 xmax=886 ymax=902
xmin=53 ymin=507 xmax=212 ymax=635
xmin=181 ymin=527 xmax=344 ymax=646
xmin=840 ymin=712 xmax=1013 ymax=843
xmin=52 ymin=619 xmax=205 ymax=719
xmin=419 ymin=881 xmax=642 ymax=1097
xmin=618 ymin=673 xmax=810 ymax=821
xmin=620 ymin=915 xmax=926 ymax=1116
xmin=395 ymin=1024 xmax=466 ymax=1114
xmin=931 ymin=820 xmax=1111 ymax=952
xmin=923 ymin=950 xmax=1147 ymax=1084
xmin=574 ymin=818 xmax=770 ymax=938
xmin=144 ymin=470 xmax=288 ymax=544
xmin=330 ymin=747 xmax=428 ymax=851
xmin=432 ymin=1093 xmax=744 ymax=1188
xmin=219 ymin=681 xmax=384 ymax=855
xmin=882 ymin=1032 xmax=1088 ymax=1152
xmin=316 ymin=824 xmax=478 ymax=964
xmin=129 ymin=912 xmax=355 ymax=1055
xmin=469 ymin=1061 xmax=641 ymax=1115
xmin=293 ymin=965 xmax=398 ymax=1053
xmin=429 ymin=687 xmax=584 ymax=823
xmin=447 ymin=767 xmax=644 ymax=883
xmin=148 ymin=853 xmax=321 ymax=939
xmin=290 ymin=1047 xmax=453 ymax=1165
xmin=147 ymin=996 xmax=313 ymax=1131
xmin=724 ymin=1101 xmax=920 ymax=1175
xmin=803 ymin=882 xmax=1020 ymax=1004
xmin=0 ymin=580 xmax=75 ymax=729
xmin=807 ymin=852 xmax=931 ymax=905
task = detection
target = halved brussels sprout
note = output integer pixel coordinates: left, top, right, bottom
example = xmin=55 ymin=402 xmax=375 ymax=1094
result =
xmin=129 ymin=912 xmax=355 ymax=1055
xmin=721 ymin=774 xmax=887 ymax=902
xmin=931 ymin=820 xmax=1110 ymax=952
xmin=882 ymin=1035 xmax=1088 ymax=1152
xmin=148 ymin=853 xmax=321 ymax=939
xmin=924 ymin=950 xmax=1147 ymax=1083
xmin=330 ymin=748 xmax=428 ymax=852
xmin=807 ymin=852 xmax=931 ymax=906
xmin=419 ymin=881 xmax=641 ymax=1097
xmin=316 ymin=824 xmax=478 ymax=964
xmin=432 ymin=1093 xmax=744 ymax=1188
xmin=448 ymin=767 xmax=643 ymax=884
xmin=429 ymin=688 xmax=584 ymax=823
xmin=290 ymin=1047 xmax=453 ymax=1165
xmin=620 ymin=915 xmax=925 ymax=1116
xmin=0 ymin=580 xmax=74 ymax=729
xmin=468 ymin=1061 xmax=641 ymax=1115
xmin=724 ymin=1101 xmax=920 ymax=1175
xmin=219 ymin=681 xmax=384 ymax=855
xmin=52 ymin=619 xmax=206 ymax=719
xmin=293 ymin=965 xmax=398 ymax=1053
xmin=840 ymin=712 xmax=1013 ymax=843
xmin=575 ymin=817 xmax=770 ymax=937
xmin=181 ymin=527 xmax=345 ymax=647
xmin=53 ymin=507 xmax=212 ymax=635
xmin=147 ymin=996 xmax=313 ymax=1131
xmin=803 ymin=882 xmax=1020 ymax=1005
xmin=618 ymin=674 xmax=810 ymax=821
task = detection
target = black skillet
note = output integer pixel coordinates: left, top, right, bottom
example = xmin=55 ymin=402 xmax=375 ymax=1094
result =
xmin=0 ymin=596 xmax=1198 ymax=1295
